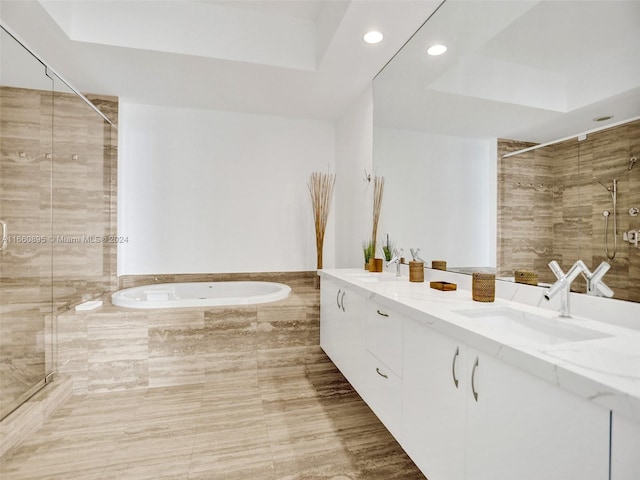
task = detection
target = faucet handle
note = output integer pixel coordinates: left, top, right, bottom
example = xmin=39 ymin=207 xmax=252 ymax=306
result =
xmin=410 ymin=248 xmax=426 ymax=263
xmin=548 ymin=260 xmax=565 ymax=280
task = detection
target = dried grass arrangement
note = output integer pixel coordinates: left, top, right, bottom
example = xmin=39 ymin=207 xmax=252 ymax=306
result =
xmin=308 ymin=171 xmax=336 ymax=270
xmin=371 ymin=175 xmax=385 ymax=256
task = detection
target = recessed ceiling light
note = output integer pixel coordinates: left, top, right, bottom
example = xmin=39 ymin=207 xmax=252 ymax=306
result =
xmin=593 ymin=115 xmax=614 ymax=122
xmin=363 ymin=31 xmax=383 ymax=44
xmin=427 ymin=44 xmax=447 ymax=56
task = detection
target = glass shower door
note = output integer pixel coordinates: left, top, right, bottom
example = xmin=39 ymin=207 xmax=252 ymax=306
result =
xmin=0 ymin=27 xmax=55 ymax=420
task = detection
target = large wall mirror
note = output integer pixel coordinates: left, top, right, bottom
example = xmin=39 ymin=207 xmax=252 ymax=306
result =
xmin=373 ymin=0 xmax=640 ymax=303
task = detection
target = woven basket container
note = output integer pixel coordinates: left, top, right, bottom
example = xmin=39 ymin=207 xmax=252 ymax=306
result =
xmin=432 ymin=260 xmax=447 ymax=271
xmin=515 ymin=270 xmax=538 ymax=286
xmin=409 ymin=261 xmax=424 ymax=282
xmin=472 ymin=272 xmax=495 ymax=302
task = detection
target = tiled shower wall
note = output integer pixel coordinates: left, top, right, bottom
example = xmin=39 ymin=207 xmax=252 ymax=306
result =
xmin=56 ymin=272 xmax=320 ymax=394
xmin=0 ymin=86 xmax=118 ymax=308
xmin=498 ymin=119 xmax=640 ymax=302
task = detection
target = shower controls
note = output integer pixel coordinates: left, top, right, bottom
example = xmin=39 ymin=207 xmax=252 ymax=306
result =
xmin=623 ymin=230 xmax=639 ymax=248
xmin=629 ymin=207 xmax=639 ymax=217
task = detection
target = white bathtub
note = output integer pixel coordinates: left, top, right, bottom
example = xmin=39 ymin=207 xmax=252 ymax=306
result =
xmin=111 ymin=281 xmax=291 ymax=309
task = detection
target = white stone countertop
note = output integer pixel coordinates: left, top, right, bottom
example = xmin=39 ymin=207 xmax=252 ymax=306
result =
xmin=319 ymin=268 xmax=640 ymax=424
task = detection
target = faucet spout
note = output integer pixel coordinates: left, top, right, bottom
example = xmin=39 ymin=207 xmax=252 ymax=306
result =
xmin=386 ymin=248 xmax=404 ymax=278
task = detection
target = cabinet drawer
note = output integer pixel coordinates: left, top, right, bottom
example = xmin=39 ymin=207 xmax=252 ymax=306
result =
xmin=366 ymin=302 xmax=403 ymax=376
xmin=364 ymin=351 xmax=402 ymax=441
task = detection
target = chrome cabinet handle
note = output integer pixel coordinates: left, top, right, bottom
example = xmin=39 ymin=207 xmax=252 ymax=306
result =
xmin=451 ymin=346 xmax=460 ymax=388
xmin=340 ymin=291 xmax=346 ymax=312
xmin=376 ymin=367 xmax=388 ymax=379
xmin=376 ymin=309 xmax=389 ymax=317
xmin=336 ymin=289 xmax=341 ymax=309
xmin=0 ymin=220 xmax=7 ymax=253
xmin=471 ymin=356 xmax=479 ymax=402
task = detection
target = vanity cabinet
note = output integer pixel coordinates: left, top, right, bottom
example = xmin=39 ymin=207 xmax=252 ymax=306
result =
xmin=611 ymin=413 xmax=640 ymax=479
xmin=402 ymin=316 xmax=610 ymax=480
xmin=319 ymin=278 xmax=366 ymax=393
xmin=320 ymin=275 xmax=621 ymax=480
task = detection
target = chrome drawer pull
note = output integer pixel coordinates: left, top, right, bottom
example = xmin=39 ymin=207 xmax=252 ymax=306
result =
xmin=376 ymin=367 xmax=388 ymax=379
xmin=376 ymin=309 xmax=389 ymax=317
xmin=451 ymin=346 xmax=460 ymax=388
xmin=340 ymin=291 xmax=346 ymax=312
xmin=336 ymin=289 xmax=341 ymax=309
xmin=471 ymin=356 xmax=479 ymax=402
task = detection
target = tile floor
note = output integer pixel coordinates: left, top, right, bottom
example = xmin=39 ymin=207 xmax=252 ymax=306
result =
xmin=0 ymin=347 xmax=426 ymax=480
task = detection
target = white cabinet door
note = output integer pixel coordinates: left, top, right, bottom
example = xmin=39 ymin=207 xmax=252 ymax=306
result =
xmin=402 ymin=317 xmax=466 ymax=480
xmin=320 ymin=278 xmax=366 ymax=393
xmin=464 ymin=350 xmax=610 ymax=480
xmin=320 ymin=279 xmax=342 ymax=362
xmin=611 ymin=413 xmax=640 ymax=480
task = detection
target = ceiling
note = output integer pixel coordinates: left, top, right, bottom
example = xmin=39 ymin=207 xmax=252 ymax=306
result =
xmin=0 ymin=0 xmax=443 ymax=120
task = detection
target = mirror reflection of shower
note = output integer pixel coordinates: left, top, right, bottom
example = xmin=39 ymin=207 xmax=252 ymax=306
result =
xmin=595 ymin=177 xmax=618 ymax=260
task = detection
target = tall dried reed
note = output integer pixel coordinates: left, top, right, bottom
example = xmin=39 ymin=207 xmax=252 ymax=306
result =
xmin=371 ymin=175 xmax=385 ymax=256
xmin=308 ymin=172 xmax=336 ymax=269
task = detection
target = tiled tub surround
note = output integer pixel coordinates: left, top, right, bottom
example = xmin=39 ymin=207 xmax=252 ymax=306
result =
xmin=57 ymin=272 xmax=318 ymax=394
xmin=497 ymin=119 xmax=640 ymax=302
xmin=1 ymin=271 xmax=425 ymax=479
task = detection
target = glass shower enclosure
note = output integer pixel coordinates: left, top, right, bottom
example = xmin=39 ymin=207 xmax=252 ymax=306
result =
xmin=0 ymin=26 xmax=55 ymax=420
xmin=1 ymin=25 xmax=117 ymax=421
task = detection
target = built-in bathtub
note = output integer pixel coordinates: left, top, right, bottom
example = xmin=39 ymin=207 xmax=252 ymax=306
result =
xmin=111 ymin=281 xmax=291 ymax=309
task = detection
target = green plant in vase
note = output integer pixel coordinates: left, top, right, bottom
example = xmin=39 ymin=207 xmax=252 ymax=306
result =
xmin=362 ymin=240 xmax=374 ymax=269
xmin=382 ymin=233 xmax=395 ymax=262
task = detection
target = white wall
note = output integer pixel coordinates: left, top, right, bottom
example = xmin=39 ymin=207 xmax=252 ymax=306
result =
xmin=374 ymin=127 xmax=496 ymax=268
xmin=118 ymin=103 xmax=335 ymax=275
xmin=334 ymin=86 xmax=374 ymax=268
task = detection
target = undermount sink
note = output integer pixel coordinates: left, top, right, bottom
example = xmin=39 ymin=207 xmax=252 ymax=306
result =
xmin=344 ymin=273 xmax=397 ymax=283
xmin=455 ymin=307 xmax=611 ymax=345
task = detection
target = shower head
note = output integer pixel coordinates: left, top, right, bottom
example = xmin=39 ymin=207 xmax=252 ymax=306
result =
xmin=594 ymin=177 xmax=612 ymax=192
xmin=630 ymin=156 xmax=638 ymax=171
xmin=594 ymin=177 xmax=617 ymax=193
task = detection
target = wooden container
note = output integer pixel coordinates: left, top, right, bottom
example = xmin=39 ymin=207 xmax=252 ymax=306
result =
xmin=432 ymin=260 xmax=447 ymax=271
xmin=371 ymin=258 xmax=383 ymax=273
xmin=472 ymin=272 xmax=495 ymax=302
xmin=515 ymin=270 xmax=538 ymax=286
xmin=409 ymin=261 xmax=424 ymax=282
xmin=430 ymin=281 xmax=457 ymax=291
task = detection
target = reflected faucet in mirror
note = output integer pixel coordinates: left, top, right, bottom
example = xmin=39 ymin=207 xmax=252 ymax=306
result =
xmin=544 ymin=260 xmax=613 ymax=318
xmin=409 ymin=248 xmax=426 ymax=263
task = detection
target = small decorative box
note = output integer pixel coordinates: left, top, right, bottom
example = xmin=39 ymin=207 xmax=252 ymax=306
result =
xmin=430 ymin=281 xmax=457 ymax=291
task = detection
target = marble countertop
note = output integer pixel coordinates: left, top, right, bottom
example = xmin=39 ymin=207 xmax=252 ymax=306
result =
xmin=319 ymin=268 xmax=640 ymax=424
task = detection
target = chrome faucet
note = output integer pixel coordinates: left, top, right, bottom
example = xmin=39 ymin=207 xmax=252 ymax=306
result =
xmin=544 ymin=260 xmax=613 ymax=317
xmin=544 ymin=260 xmax=587 ymax=317
xmin=386 ymin=248 xmax=404 ymax=277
